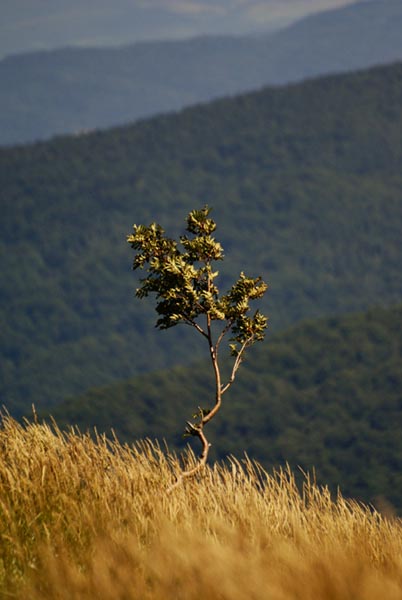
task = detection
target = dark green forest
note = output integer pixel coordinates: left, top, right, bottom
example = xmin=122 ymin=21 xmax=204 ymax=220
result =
xmin=49 ymin=304 xmax=402 ymax=512
xmin=1 ymin=62 xmax=402 ymax=415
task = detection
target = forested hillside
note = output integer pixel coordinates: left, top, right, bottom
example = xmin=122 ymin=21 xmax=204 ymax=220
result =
xmin=1 ymin=62 xmax=402 ymax=414
xmin=50 ymin=304 xmax=402 ymax=511
xmin=1 ymin=0 xmax=402 ymax=145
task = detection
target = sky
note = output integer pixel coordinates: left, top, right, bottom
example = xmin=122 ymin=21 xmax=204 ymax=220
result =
xmin=0 ymin=0 xmax=369 ymax=58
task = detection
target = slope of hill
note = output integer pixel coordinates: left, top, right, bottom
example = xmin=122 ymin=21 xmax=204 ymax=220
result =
xmin=49 ymin=304 xmax=402 ymax=511
xmin=2 ymin=415 xmax=402 ymax=597
xmin=1 ymin=0 xmax=402 ymax=145
xmin=1 ymin=62 xmax=402 ymax=414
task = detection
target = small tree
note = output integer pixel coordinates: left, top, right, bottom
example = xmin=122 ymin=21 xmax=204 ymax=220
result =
xmin=127 ymin=206 xmax=267 ymax=490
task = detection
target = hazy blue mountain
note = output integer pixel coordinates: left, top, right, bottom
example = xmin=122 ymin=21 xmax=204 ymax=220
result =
xmin=0 ymin=0 xmax=292 ymax=59
xmin=1 ymin=0 xmax=402 ymax=146
xmin=1 ymin=62 xmax=402 ymax=413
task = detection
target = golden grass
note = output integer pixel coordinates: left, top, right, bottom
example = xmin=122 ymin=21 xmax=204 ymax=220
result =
xmin=0 ymin=413 xmax=401 ymax=599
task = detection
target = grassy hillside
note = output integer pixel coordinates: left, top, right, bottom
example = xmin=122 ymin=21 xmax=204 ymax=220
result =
xmin=51 ymin=304 xmax=402 ymax=511
xmin=1 ymin=62 xmax=402 ymax=413
xmin=2 ymin=0 xmax=402 ymax=145
xmin=1 ymin=415 xmax=401 ymax=598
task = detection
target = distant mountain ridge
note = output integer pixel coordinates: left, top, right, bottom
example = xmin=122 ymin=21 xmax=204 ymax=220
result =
xmin=1 ymin=0 xmax=402 ymax=145
xmin=0 ymin=0 xmax=289 ymax=60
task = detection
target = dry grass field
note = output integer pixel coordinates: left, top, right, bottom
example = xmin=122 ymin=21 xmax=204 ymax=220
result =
xmin=0 ymin=412 xmax=401 ymax=599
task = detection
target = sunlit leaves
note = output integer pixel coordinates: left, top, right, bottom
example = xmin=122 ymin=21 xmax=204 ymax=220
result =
xmin=186 ymin=206 xmax=217 ymax=236
xmin=127 ymin=206 xmax=267 ymax=346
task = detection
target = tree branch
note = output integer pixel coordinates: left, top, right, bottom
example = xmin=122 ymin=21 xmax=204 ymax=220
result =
xmin=215 ymin=319 xmax=234 ymax=352
xmin=184 ymin=317 xmax=208 ymax=339
xmin=201 ymin=339 xmax=222 ymax=426
xmin=167 ymin=425 xmax=211 ymax=494
xmin=221 ymin=335 xmax=253 ymax=395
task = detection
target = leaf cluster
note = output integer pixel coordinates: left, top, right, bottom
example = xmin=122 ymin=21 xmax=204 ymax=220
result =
xmin=127 ymin=207 xmax=267 ymax=353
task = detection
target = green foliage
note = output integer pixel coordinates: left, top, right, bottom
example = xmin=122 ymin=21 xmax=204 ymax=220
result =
xmin=50 ymin=303 xmax=402 ymax=512
xmin=127 ymin=206 xmax=267 ymax=349
xmin=1 ymin=63 xmax=402 ymax=412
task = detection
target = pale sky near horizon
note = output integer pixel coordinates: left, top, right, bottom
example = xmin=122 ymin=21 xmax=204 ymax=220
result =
xmin=0 ymin=0 xmax=372 ymax=57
